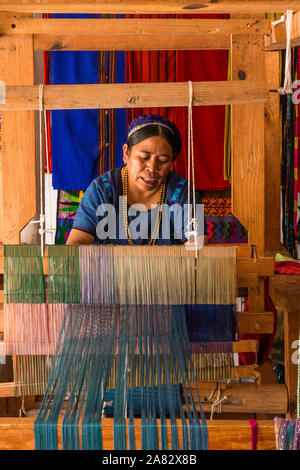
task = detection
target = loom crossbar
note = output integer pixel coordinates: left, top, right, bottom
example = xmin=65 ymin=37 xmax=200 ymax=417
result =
xmin=0 ymin=81 xmax=268 ymax=110
xmin=0 ymin=417 xmax=277 ymax=450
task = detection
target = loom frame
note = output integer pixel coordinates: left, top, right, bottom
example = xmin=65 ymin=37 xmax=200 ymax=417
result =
xmin=0 ymin=1 xmax=299 ymax=450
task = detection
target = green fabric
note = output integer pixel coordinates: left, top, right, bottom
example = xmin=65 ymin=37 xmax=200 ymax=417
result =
xmin=48 ymin=245 xmax=80 ymax=303
xmin=4 ymin=245 xmax=45 ymax=303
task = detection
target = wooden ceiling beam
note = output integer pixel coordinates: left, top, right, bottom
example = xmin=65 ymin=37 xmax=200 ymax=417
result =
xmin=0 ymin=18 xmax=271 ymax=35
xmin=0 ymin=1 xmax=298 ymax=15
xmin=0 ymin=17 xmax=271 ymax=51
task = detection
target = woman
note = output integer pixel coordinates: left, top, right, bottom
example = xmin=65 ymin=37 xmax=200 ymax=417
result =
xmin=67 ymin=114 xmax=207 ymax=246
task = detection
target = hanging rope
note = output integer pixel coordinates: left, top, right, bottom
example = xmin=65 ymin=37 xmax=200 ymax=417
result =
xmin=44 ymin=93 xmax=56 ymax=245
xmin=30 ymin=84 xmax=55 ymax=255
xmin=29 ymin=84 xmax=45 ymax=257
xmin=272 ymin=11 xmax=294 ymax=95
xmin=185 ymin=81 xmax=199 ymax=257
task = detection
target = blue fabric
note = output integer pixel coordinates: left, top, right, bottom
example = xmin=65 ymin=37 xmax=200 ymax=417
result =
xmin=72 ymin=167 xmax=207 ymax=244
xmin=185 ymin=304 xmax=236 ymax=342
xmin=50 ymin=14 xmax=100 ymax=190
xmin=49 ymin=14 xmax=126 ymax=190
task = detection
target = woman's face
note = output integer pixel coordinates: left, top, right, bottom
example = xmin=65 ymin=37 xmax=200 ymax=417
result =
xmin=123 ymin=136 xmax=173 ymax=194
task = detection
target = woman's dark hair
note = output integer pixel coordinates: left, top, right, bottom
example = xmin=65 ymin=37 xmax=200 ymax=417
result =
xmin=126 ymin=124 xmax=177 ymax=160
xmin=126 ymin=115 xmax=182 ymax=160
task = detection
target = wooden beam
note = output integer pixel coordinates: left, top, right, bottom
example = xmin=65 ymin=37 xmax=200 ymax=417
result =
xmin=236 ymin=258 xmax=274 ymax=277
xmin=4 ymin=17 xmax=270 ymax=51
xmin=189 ymin=383 xmax=287 ymax=415
xmin=0 ymin=383 xmax=288 ymax=415
xmin=0 ymin=81 xmax=268 ymax=111
xmin=0 ymin=417 xmax=276 ymax=450
xmin=237 ymin=275 xmax=259 ymax=288
xmin=0 ymin=31 xmax=36 ymax=245
xmin=0 ymin=0 xmax=297 ymax=15
xmin=34 ymin=33 xmax=231 ymax=51
xmin=231 ymin=33 xmax=266 ymax=257
xmin=0 ymin=18 xmax=272 ymax=35
xmin=0 ymin=364 xmax=259 ymax=399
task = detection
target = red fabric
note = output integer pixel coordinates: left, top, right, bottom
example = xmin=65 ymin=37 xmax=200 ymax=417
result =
xmin=238 ymin=278 xmax=277 ymax=366
xmin=248 ymin=419 xmax=258 ymax=450
xmin=174 ymin=14 xmax=231 ymax=191
xmin=43 ymin=43 xmax=52 ymax=173
xmin=125 ymin=14 xmax=177 ymax=125
xmin=275 ymin=261 xmax=300 ymax=274
xmin=125 ymin=14 xmax=231 ymax=191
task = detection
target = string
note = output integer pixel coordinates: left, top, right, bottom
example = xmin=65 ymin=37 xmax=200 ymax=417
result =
xmin=44 ymin=104 xmax=56 ymax=245
xmin=28 ymin=85 xmax=45 ymax=257
xmin=34 ymin=245 xmax=215 ymax=450
xmin=4 ymin=245 xmax=237 ymax=396
xmin=30 ymin=84 xmax=55 ymax=256
xmin=274 ymin=11 xmax=294 ymax=95
xmin=185 ymin=81 xmax=199 ymax=257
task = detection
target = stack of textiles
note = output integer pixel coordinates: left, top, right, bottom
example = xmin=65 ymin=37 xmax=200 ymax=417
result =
xmin=274 ymin=418 xmax=300 ymax=450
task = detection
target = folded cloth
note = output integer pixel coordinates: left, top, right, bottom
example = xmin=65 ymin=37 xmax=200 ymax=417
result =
xmin=275 ymin=261 xmax=300 ymax=275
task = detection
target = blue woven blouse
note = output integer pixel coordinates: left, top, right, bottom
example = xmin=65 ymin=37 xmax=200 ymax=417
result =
xmin=72 ymin=167 xmax=206 ymax=245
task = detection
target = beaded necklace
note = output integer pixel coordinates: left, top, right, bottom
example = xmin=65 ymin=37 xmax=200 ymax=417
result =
xmin=121 ymin=165 xmax=166 ymax=246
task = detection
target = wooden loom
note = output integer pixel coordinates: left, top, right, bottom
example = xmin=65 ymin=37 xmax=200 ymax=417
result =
xmin=0 ymin=0 xmax=299 ymax=450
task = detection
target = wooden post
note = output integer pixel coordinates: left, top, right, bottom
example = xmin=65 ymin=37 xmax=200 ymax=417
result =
xmin=264 ymin=51 xmax=281 ymax=254
xmin=231 ymin=13 xmax=267 ymax=317
xmin=269 ymin=275 xmax=300 ymax=418
xmin=0 ymin=18 xmax=36 ymax=419
xmin=231 ymin=30 xmax=266 ymax=257
xmin=0 ymin=23 xmax=36 ymax=244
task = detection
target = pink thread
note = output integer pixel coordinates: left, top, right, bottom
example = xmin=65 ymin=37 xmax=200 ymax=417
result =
xmin=249 ymin=419 xmax=258 ymax=450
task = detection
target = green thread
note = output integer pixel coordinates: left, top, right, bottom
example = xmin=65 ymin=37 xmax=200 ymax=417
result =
xmin=4 ymin=245 xmax=45 ymax=303
xmin=48 ymin=245 xmax=80 ymax=303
